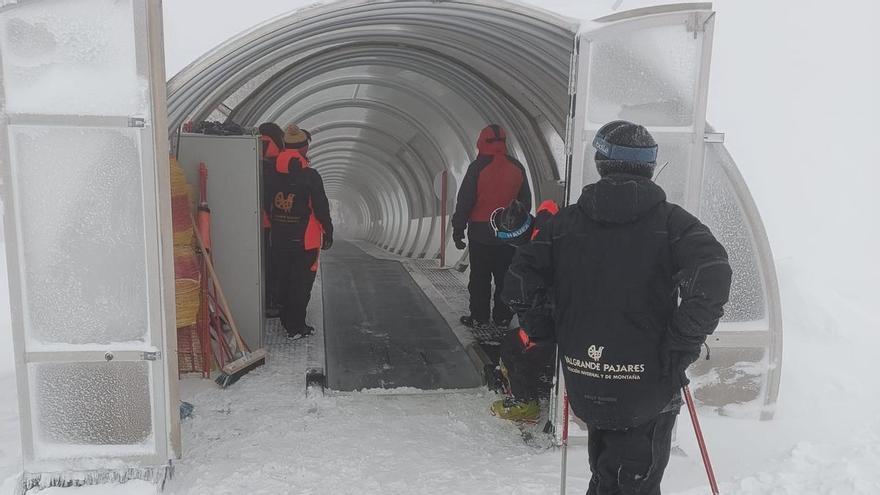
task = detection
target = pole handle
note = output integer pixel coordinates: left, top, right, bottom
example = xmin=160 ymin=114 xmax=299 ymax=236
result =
xmin=560 ymin=391 xmax=569 ymax=495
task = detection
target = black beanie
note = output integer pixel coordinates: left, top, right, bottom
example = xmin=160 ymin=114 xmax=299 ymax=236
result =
xmin=594 ymin=120 xmax=657 ymax=179
xmin=258 ymin=122 xmax=285 ymax=151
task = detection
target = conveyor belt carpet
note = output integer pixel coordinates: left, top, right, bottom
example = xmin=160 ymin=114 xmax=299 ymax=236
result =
xmin=322 ymin=241 xmax=482 ymax=391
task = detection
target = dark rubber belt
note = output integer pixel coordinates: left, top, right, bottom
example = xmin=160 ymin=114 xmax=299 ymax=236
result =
xmin=322 ymin=241 xmax=482 ymax=391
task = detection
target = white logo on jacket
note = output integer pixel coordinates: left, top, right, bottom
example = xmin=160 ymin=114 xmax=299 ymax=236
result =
xmin=588 ymin=345 xmax=604 ymax=361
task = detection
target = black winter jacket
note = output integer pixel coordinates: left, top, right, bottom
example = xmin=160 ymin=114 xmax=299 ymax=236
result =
xmin=263 ymin=157 xmax=332 ymax=251
xmin=503 ymin=174 xmax=731 ymax=429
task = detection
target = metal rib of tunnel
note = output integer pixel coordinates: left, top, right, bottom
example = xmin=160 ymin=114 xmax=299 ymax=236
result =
xmin=167 ymin=0 xmax=578 ymax=258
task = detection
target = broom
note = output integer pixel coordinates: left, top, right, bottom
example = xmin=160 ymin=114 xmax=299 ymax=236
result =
xmin=193 ymin=221 xmax=268 ymax=387
xmin=193 ymin=163 xmax=267 ymax=387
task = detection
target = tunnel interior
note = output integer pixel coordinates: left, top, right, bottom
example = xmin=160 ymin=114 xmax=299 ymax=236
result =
xmin=0 ymin=0 xmax=788 ymax=475
xmin=167 ymin=0 xmax=782 ymax=411
xmin=168 ymin=0 xmax=578 ymax=259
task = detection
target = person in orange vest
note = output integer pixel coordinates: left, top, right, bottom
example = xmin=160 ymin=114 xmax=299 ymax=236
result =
xmin=452 ymin=124 xmax=531 ymax=331
xmin=264 ymin=124 xmax=333 ymax=338
xmin=259 ymin=123 xmax=285 ymax=316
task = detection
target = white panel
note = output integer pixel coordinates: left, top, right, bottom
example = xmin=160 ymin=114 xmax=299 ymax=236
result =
xmin=0 ymin=0 xmax=174 ymax=475
xmin=586 ymin=22 xmax=701 ymax=127
xmin=701 ymin=143 xmax=767 ymax=323
xmin=413 ymin=216 xmax=433 ymax=258
xmin=0 ymin=0 xmax=148 ymax=116
xmin=9 ymin=126 xmax=149 ymax=346
xmin=576 ymin=130 xmax=694 ymax=207
xmin=29 ymin=361 xmax=154 ymax=458
xmin=569 ymin=8 xmax=715 ymax=208
xmin=177 ymin=134 xmax=264 ymax=348
xmin=403 ymin=218 xmax=419 ymax=255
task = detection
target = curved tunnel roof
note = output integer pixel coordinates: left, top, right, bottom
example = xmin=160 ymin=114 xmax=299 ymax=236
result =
xmin=167 ymin=0 xmax=579 ymax=254
xmin=166 ymin=0 xmax=782 ymax=416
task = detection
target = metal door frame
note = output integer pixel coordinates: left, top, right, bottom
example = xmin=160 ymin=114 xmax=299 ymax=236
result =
xmin=0 ymin=0 xmax=178 ymax=482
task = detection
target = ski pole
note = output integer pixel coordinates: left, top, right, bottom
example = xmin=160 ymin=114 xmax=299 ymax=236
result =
xmin=683 ymin=385 xmax=720 ymax=495
xmin=559 ymin=391 xmax=570 ymax=495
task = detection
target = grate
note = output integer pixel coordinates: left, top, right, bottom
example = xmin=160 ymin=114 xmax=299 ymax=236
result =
xmin=412 ymin=264 xmax=469 ymax=309
xmin=469 ymin=324 xmax=509 ymax=343
xmin=402 ymin=260 xmax=512 ymax=345
xmin=264 ymin=317 xmax=311 ymax=364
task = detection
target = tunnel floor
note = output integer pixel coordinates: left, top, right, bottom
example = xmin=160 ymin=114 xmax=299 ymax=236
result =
xmin=321 ymin=240 xmax=482 ymax=391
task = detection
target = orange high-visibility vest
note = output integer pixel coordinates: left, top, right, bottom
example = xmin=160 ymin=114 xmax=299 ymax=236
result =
xmin=275 ymin=149 xmax=324 ymax=251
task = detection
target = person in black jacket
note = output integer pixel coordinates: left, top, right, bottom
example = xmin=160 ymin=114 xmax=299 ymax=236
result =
xmin=503 ymin=121 xmax=732 ymax=495
xmin=258 ymin=122 xmax=286 ymax=316
xmin=452 ymin=125 xmax=531 ymax=330
xmin=488 ymin=199 xmax=559 ymax=423
xmin=265 ymin=124 xmax=333 ymax=338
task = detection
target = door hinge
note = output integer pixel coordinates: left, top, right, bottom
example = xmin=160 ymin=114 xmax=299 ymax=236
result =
xmin=142 ymin=351 xmax=162 ymax=361
xmin=564 ymin=116 xmax=574 ymax=155
xmin=128 ymin=117 xmax=146 ymax=128
xmin=704 ymin=132 xmax=725 ymax=143
xmin=686 ymin=12 xmax=714 ymax=37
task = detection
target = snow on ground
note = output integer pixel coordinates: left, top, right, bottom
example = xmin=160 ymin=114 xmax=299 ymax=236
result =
xmin=672 ymin=260 xmax=880 ymax=494
xmin=4 ymin=237 xmax=877 ymax=494
xmin=156 ymin=259 xmax=880 ymax=495
xmin=170 ymin=367 xmax=565 ymax=495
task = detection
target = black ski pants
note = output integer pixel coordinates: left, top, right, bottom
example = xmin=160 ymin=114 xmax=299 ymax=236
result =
xmin=264 ymin=230 xmax=277 ymax=308
xmin=499 ymin=329 xmax=555 ymax=401
xmin=586 ymin=410 xmax=678 ymax=495
xmin=468 ymin=241 xmax=515 ymax=323
xmin=272 ymin=246 xmax=319 ymax=333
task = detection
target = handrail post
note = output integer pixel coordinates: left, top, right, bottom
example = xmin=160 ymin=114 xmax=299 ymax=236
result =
xmin=440 ymin=169 xmax=448 ymax=267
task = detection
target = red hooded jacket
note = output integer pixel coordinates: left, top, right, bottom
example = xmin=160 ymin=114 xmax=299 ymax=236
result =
xmin=452 ymin=125 xmax=531 ymax=244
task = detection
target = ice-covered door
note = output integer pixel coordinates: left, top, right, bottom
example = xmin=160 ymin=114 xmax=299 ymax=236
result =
xmin=566 ymin=4 xmax=715 ymax=209
xmin=0 ymin=0 xmax=176 ymax=482
xmin=565 ymin=3 xmax=782 ymax=423
xmin=554 ymin=4 xmax=718 ymax=442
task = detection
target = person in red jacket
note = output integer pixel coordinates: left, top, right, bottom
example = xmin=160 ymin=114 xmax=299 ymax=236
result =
xmin=264 ymin=124 xmax=333 ymax=338
xmin=452 ymin=125 xmax=531 ymax=330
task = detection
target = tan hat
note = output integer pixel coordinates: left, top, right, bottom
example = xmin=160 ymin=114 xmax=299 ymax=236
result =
xmin=284 ymin=124 xmax=309 ymax=146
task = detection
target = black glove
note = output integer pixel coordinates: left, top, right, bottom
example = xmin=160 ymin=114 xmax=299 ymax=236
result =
xmin=659 ymin=328 xmax=704 ymax=386
xmin=322 ymin=231 xmax=333 ymax=250
xmin=453 ymin=229 xmax=466 ymax=250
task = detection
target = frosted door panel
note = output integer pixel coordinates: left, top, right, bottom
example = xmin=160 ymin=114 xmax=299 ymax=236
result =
xmin=651 ymin=139 xmax=693 ymax=206
xmin=577 ymin=131 xmax=693 ymax=206
xmin=30 ymin=362 xmax=153 ymax=457
xmin=700 ymin=143 xmax=767 ymax=322
xmin=587 ymin=23 xmax=701 ymax=127
xmin=0 ymin=0 xmax=147 ymax=116
xmin=9 ymin=126 xmax=149 ymax=345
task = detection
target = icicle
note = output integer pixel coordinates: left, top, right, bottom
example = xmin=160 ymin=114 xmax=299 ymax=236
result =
xmin=21 ymin=464 xmax=173 ymax=492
